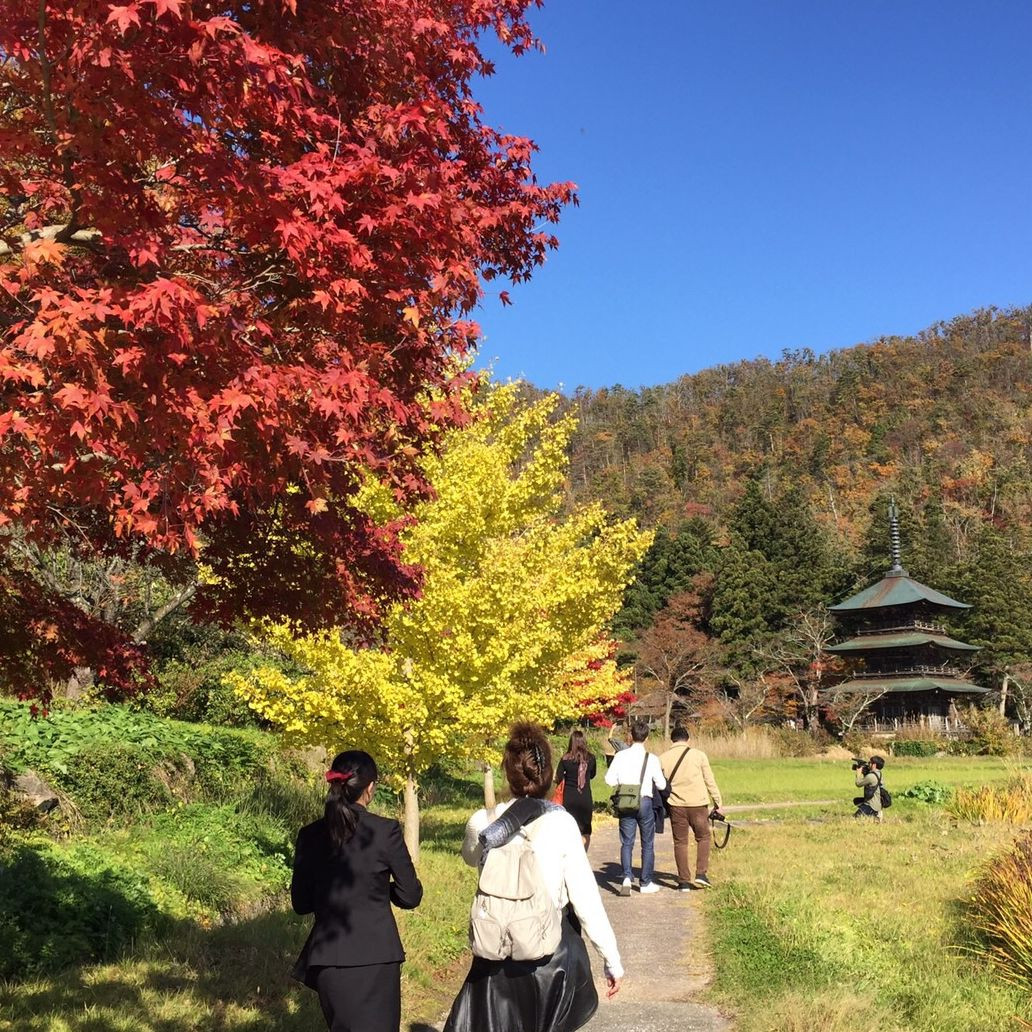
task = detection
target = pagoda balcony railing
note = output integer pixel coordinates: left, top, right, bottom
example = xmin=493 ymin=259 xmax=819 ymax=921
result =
xmin=856 ymin=621 xmax=947 ymax=636
xmin=853 ymin=664 xmax=961 ymax=679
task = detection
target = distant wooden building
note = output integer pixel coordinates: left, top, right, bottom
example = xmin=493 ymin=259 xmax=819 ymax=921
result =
xmin=826 ymin=503 xmax=988 ymax=729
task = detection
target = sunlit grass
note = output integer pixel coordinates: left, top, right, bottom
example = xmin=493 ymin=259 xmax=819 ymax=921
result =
xmin=704 ymin=802 xmax=1032 ymax=1032
xmin=716 ymin=754 xmax=1019 ymax=805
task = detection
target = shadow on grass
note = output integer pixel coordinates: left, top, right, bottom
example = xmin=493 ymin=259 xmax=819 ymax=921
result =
xmin=1 ymin=907 xmax=327 ymax=1031
xmin=419 ymin=765 xmax=486 ymax=810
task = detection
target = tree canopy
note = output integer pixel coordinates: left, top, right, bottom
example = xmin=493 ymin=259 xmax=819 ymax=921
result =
xmin=0 ymin=0 xmax=573 ymax=701
xmin=231 ymin=385 xmax=651 ymax=854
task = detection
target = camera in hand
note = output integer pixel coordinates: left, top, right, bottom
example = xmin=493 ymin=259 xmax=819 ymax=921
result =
xmin=851 ymin=757 xmax=871 ymax=775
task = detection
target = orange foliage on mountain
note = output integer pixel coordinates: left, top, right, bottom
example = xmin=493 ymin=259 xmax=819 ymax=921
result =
xmin=564 ymin=305 xmax=1032 ymax=554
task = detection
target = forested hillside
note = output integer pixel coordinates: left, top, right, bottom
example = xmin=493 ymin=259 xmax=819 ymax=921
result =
xmin=561 ymin=306 xmax=1032 ymax=726
xmin=565 ymin=305 xmax=1032 ymax=551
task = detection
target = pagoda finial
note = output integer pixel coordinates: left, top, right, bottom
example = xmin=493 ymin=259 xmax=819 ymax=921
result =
xmin=888 ymin=497 xmax=906 ymax=576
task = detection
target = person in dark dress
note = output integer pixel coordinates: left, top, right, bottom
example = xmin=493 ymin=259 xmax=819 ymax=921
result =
xmin=556 ymin=730 xmax=597 ymax=849
xmin=291 ymin=750 xmax=423 ymax=1032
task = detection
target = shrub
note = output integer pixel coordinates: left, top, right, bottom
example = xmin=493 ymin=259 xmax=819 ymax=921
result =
xmin=772 ymin=727 xmax=827 ymax=757
xmin=55 ymin=742 xmax=180 ymax=824
xmin=840 ymin=731 xmax=876 ymax=758
xmin=145 ymin=652 xmax=263 ymax=727
xmin=889 ymin=722 xmax=948 ymax=756
xmin=967 ymin=831 xmax=1032 ymax=990
xmin=892 ymin=739 xmax=942 ymax=757
xmin=900 ymin=780 xmax=953 ymax=805
xmin=948 ymin=773 xmax=1032 ymax=824
xmin=0 ymin=841 xmax=165 ymax=979
xmin=137 ymin=804 xmax=292 ymax=914
xmin=958 ymin=706 xmax=1018 ymax=757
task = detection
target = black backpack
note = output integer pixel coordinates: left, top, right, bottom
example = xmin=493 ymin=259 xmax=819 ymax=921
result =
xmin=877 ymin=772 xmax=892 ymax=809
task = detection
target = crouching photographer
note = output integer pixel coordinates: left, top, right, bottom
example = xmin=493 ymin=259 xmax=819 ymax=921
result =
xmin=852 ymin=755 xmax=888 ymax=820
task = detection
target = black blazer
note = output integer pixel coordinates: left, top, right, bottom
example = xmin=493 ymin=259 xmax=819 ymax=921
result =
xmin=291 ymin=809 xmax=422 ymax=983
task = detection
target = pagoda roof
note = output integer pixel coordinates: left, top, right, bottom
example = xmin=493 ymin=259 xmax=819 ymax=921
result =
xmin=829 ymin=572 xmax=970 ymax=613
xmin=827 ymin=631 xmax=979 ymax=654
xmin=830 ymin=676 xmax=987 ymax=695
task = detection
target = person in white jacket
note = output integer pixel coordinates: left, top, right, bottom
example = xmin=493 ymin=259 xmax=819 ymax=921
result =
xmin=604 ymin=719 xmax=666 ymax=895
xmin=444 ymin=723 xmax=622 ymax=1032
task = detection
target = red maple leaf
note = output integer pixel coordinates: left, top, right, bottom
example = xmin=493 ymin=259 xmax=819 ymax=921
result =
xmin=0 ymin=0 xmax=574 ymax=703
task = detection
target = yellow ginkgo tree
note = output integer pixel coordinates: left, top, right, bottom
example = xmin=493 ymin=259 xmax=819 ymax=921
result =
xmin=230 ymin=384 xmax=651 ymax=858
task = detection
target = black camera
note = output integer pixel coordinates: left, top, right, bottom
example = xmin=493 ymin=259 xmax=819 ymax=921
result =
xmin=851 ymin=757 xmax=870 ymax=775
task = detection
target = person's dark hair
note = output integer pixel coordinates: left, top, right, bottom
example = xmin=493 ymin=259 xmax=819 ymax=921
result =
xmin=563 ymin=729 xmax=591 ymax=764
xmin=630 ymin=719 xmax=650 ymax=743
xmin=503 ymin=722 xmax=553 ymax=798
xmin=869 ymin=755 xmax=885 ymax=770
xmin=670 ymin=726 xmax=690 ymax=743
xmin=325 ymin=750 xmax=378 ymax=851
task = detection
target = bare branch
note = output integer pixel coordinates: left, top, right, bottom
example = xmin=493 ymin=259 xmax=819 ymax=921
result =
xmin=132 ymin=577 xmax=198 ymax=642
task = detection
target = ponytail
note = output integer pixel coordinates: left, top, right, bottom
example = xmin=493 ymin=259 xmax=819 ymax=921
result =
xmin=324 ymin=750 xmax=378 ymax=851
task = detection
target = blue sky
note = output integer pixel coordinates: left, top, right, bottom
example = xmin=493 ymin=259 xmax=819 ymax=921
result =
xmin=471 ymin=1 xmax=1032 ymax=391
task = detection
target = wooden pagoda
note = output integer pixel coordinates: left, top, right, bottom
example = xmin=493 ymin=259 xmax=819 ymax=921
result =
xmin=826 ymin=502 xmax=987 ymax=728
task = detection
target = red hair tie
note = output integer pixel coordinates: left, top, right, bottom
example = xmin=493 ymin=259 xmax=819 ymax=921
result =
xmin=326 ymin=769 xmax=354 ymax=784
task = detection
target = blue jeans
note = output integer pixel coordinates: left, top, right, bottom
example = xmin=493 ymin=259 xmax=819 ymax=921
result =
xmin=619 ymin=796 xmax=655 ymax=885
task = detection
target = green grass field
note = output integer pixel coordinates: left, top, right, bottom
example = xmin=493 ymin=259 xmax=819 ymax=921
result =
xmin=2 ymin=738 xmax=1029 ymax=1032
xmin=716 ymin=754 xmax=1022 ymax=805
xmin=699 ymin=758 xmax=1032 ymax=1032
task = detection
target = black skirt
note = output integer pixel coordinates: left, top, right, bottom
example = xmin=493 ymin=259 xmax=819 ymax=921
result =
xmin=443 ymin=909 xmax=598 ymax=1032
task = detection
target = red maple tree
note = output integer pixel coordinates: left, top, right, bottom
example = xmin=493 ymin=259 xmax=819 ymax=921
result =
xmin=0 ymin=0 xmax=574 ymax=700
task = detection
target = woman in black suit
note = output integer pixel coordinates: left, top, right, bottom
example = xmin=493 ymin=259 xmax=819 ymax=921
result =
xmin=291 ymin=750 xmax=423 ymax=1032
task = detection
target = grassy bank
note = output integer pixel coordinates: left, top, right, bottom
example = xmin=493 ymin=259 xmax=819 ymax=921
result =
xmin=0 ymin=703 xmax=479 ymax=1031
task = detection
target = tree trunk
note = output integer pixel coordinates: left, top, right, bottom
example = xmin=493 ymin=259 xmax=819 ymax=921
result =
xmin=663 ymin=693 xmax=673 ymax=741
xmin=1000 ymin=673 xmax=1010 ymax=717
xmin=483 ymin=764 xmax=496 ymax=811
xmin=60 ymin=665 xmax=93 ymax=700
xmin=403 ymin=774 xmax=420 ymax=864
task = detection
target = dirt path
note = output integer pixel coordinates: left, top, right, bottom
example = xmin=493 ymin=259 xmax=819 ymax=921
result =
xmin=416 ymin=820 xmax=733 ymax=1032
xmin=578 ymin=820 xmax=732 ymax=1032
xmin=723 ymin=798 xmax=836 ymax=812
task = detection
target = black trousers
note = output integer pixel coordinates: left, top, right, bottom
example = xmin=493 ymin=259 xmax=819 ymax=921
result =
xmin=314 ymin=962 xmax=402 ymax=1032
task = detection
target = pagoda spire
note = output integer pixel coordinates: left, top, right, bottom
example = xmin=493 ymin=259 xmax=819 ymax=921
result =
xmin=888 ymin=497 xmax=907 ymax=577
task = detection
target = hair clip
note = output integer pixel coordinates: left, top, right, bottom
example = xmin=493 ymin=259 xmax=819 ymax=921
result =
xmin=325 ymin=769 xmax=354 ymax=784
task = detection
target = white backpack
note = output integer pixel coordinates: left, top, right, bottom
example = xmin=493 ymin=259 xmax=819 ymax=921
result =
xmin=469 ymin=823 xmax=562 ymax=962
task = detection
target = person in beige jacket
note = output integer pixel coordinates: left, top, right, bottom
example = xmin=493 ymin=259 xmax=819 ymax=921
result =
xmin=659 ymin=727 xmax=723 ymax=890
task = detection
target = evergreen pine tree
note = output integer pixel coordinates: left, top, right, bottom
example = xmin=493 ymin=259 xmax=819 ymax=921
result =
xmin=709 ymin=537 xmax=776 ymax=673
xmin=954 ymin=524 xmax=1032 ymax=679
xmin=726 ymin=477 xmax=847 ymax=630
xmin=614 ymin=518 xmax=714 ymax=635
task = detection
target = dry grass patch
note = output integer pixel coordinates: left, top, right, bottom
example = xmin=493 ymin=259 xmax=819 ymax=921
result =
xmin=949 ymin=771 xmax=1032 ymax=823
xmin=967 ymin=831 xmax=1032 ymax=992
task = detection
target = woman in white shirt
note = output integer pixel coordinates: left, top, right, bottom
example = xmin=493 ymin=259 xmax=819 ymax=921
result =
xmin=443 ymin=723 xmax=623 ymax=1032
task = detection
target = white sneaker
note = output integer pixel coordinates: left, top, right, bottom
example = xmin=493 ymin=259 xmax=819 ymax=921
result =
xmin=619 ymin=878 xmax=632 ymax=897
xmin=639 ymin=881 xmax=661 ymax=894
